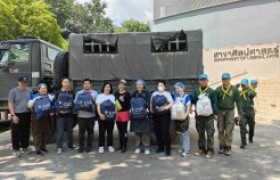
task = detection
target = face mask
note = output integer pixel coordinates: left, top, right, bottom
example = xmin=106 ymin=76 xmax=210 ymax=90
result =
xmin=158 ymin=86 xmax=165 ymax=92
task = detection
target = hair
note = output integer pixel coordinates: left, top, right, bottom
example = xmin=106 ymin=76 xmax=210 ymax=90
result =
xmin=83 ymin=78 xmax=92 ymax=84
xmin=60 ymin=77 xmax=70 ymax=84
xmin=101 ymin=82 xmax=113 ymax=94
xmin=157 ymin=80 xmax=166 ymax=86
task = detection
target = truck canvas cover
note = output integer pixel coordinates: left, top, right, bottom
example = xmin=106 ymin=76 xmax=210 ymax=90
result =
xmin=69 ymin=30 xmax=203 ymax=81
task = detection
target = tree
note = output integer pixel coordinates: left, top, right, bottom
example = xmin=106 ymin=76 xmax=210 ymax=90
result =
xmin=115 ymin=19 xmax=150 ymax=33
xmin=0 ymin=0 xmax=67 ymax=49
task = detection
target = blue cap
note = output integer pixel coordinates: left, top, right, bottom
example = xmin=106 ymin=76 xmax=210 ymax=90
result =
xmin=18 ymin=76 xmax=28 ymax=82
xmin=174 ymin=82 xmax=185 ymax=89
xmin=199 ymin=73 xmax=208 ymax=80
xmin=222 ymin=73 xmax=231 ymax=79
xmin=240 ymin=79 xmax=249 ymax=85
xmin=250 ymin=79 xmax=258 ymax=85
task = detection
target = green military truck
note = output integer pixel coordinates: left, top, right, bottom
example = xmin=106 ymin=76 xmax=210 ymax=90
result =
xmin=0 ymin=37 xmax=63 ymax=123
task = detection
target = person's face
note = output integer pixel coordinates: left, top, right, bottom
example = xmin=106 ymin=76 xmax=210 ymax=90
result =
xmin=104 ymin=84 xmax=111 ymax=94
xmin=222 ymin=78 xmax=231 ymax=86
xmin=39 ymin=86 xmax=48 ymax=95
xmin=136 ymin=83 xmax=144 ymax=91
xmin=251 ymin=84 xmax=257 ymax=90
xmin=157 ymin=82 xmax=165 ymax=92
xmin=83 ymin=81 xmax=92 ymax=91
xmin=118 ymin=83 xmax=125 ymax=91
xmin=241 ymin=84 xmax=248 ymax=91
xmin=18 ymin=81 xmax=27 ymax=88
xmin=175 ymin=87 xmax=183 ymax=94
xmin=199 ymin=79 xmax=208 ymax=87
xmin=62 ymin=79 xmax=70 ymax=89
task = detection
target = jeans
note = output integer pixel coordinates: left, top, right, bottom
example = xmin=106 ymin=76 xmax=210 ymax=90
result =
xmin=11 ymin=113 xmax=31 ymax=150
xmin=98 ymin=120 xmax=115 ymax=147
xmin=153 ymin=114 xmax=171 ymax=151
xmin=56 ymin=116 xmax=74 ymax=148
xmin=78 ymin=117 xmax=95 ymax=149
xmin=177 ymin=131 xmax=190 ymax=153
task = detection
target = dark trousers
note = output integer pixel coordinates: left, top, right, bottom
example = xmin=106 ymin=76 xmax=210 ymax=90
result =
xmin=153 ymin=114 xmax=171 ymax=151
xmin=11 ymin=113 xmax=31 ymax=150
xmin=116 ymin=121 xmax=128 ymax=147
xmin=98 ymin=120 xmax=115 ymax=147
xmin=78 ymin=117 xmax=95 ymax=149
xmin=239 ymin=109 xmax=256 ymax=144
xmin=33 ymin=133 xmax=47 ymax=151
xmin=56 ymin=116 xmax=74 ymax=148
xmin=196 ymin=115 xmax=215 ymax=152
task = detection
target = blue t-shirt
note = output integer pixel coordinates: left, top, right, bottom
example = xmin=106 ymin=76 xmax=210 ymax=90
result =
xmin=173 ymin=93 xmax=191 ymax=107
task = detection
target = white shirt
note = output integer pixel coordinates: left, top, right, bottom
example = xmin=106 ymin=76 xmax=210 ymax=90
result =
xmin=96 ymin=93 xmax=115 ymax=105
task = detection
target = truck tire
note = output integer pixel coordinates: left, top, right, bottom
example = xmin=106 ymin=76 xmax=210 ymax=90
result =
xmin=54 ymin=51 xmax=69 ymax=87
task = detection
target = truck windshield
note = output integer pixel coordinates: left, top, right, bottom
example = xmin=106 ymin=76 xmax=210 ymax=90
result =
xmin=0 ymin=43 xmax=30 ymax=68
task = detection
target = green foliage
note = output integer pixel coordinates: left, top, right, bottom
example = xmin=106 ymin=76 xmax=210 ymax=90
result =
xmin=0 ymin=0 xmax=67 ymax=49
xmin=115 ymin=19 xmax=150 ymax=33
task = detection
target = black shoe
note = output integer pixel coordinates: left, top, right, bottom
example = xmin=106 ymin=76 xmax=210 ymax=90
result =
xmin=86 ymin=147 xmax=92 ymax=153
xmin=249 ymin=138 xmax=253 ymax=143
xmin=36 ymin=150 xmax=43 ymax=156
xmin=68 ymin=146 xmax=76 ymax=150
xmin=156 ymin=148 xmax=164 ymax=153
xmin=165 ymin=150 xmax=171 ymax=156
xmin=240 ymin=144 xmax=246 ymax=149
xmin=78 ymin=148 xmax=84 ymax=153
xmin=41 ymin=148 xmax=48 ymax=154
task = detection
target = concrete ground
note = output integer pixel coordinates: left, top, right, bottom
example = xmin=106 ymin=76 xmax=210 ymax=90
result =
xmin=0 ymin=117 xmax=280 ymax=180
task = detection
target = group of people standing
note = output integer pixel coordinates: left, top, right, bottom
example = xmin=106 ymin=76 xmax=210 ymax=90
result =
xmin=8 ymin=73 xmax=258 ymax=159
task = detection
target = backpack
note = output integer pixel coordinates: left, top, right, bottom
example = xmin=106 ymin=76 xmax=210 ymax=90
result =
xmin=130 ymin=97 xmax=148 ymax=119
xmin=171 ymin=95 xmax=188 ymax=120
xmin=196 ymin=94 xmax=213 ymax=116
xmin=152 ymin=94 xmax=169 ymax=115
xmin=33 ymin=96 xmax=52 ymax=119
xmin=100 ymin=99 xmax=116 ymax=121
xmin=75 ymin=91 xmax=94 ymax=112
xmin=55 ymin=91 xmax=73 ymax=113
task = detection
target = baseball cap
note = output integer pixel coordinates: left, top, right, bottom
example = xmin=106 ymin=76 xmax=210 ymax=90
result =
xmin=250 ymin=79 xmax=258 ymax=85
xmin=118 ymin=79 xmax=127 ymax=84
xmin=18 ymin=76 xmax=28 ymax=82
xmin=240 ymin=79 xmax=249 ymax=85
xmin=199 ymin=73 xmax=208 ymax=80
xmin=222 ymin=73 xmax=231 ymax=79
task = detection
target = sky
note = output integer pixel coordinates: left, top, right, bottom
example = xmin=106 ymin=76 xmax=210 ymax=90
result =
xmin=77 ymin=0 xmax=153 ymax=26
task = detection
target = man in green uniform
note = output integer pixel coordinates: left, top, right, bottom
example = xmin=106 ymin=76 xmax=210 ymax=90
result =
xmin=192 ymin=74 xmax=217 ymax=158
xmin=215 ymin=73 xmax=242 ymax=156
xmin=239 ymin=79 xmax=257 ymax=148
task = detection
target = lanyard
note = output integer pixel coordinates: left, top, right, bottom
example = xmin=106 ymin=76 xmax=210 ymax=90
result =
xmin=222 ymin=85 xmax=232 ymax=100
xmin=199 ymin=86 xmax=209 ymax=95
xmin=240 ymin=89 xmax=249 ymax=101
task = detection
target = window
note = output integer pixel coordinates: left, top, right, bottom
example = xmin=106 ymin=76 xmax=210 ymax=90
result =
xmin=47 ymin=47 xmax=59 ymax=61
xmin=0 ymin=43 xmax=30 ymax=68
xmin=83 ymin=35 xmax=118 ymax=54
xmin=151 ymin=31 xmax=188 ymax=53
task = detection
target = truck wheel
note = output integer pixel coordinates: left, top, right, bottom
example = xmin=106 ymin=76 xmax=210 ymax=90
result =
xmin=54 ymin=51 xmax=69 ymax=87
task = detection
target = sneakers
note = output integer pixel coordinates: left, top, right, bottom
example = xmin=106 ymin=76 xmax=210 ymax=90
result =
xmin=108 ymin=146 xmax=115 ymax=153
xmin=178 ymin=149 xmax=183 ymax=155
xmin=218 ymin=148 xmax=224 ymax=154
xmin=36 ymin=150 xmax=43 ymax=156
xmin=57 ymin=148 xmax=62 ymax=155
xmin=134 ymin=148 xmax=141 ymax=154
xmin=98 ymin=147 xmax=105 ymax=154
xmin=206 ymin=151 xmax=214 ymax=158
xmin=21 ymin=147 xmax=32 ymax=155
xmin=41 ymin=148 xmax=48 ymax=154
xmin=224 ymin=149 xmax=231 ymax=156
xmin=13 ymin=150 xmax=22 ymax=157
xmin=68 ymin=146 xmax=77 ymax=150
xmin=240 ymin=144 xmax=246 ymax=149
xmin=195 ymin=149 xmax=205 ymax=156
xmin=181 ymin=152 xmax=190 ymax=157
xmin=144 ymin=149 xmax=150 ymax=155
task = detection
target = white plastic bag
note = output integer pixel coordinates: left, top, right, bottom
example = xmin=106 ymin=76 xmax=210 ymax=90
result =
xmin=196 ymin=94 xmax=213 ymax=116
xmin=171 ymin=101 xmax=187 ymax=120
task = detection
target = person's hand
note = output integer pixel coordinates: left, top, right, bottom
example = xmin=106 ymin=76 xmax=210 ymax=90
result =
xmin=99 ymin=114 xmax=106 ymax=120
xmin=234 ymin=116 xmax=241 ymax=125
xmin=213 ymin=115 xmax=218 ymax=121
xmin=12 ymin=115 xmax=19 ymax=124
xmin=159 ymin=106 xmax=166 ymax=112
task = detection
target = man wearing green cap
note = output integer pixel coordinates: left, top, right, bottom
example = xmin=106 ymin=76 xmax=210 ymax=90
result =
xmin=192 ymin=73 xmax=217 ymax=158
xmin=215 ymin=73 xmax=242 ymax=156
xmin=239 ymin=79 xmax=257 ymax=148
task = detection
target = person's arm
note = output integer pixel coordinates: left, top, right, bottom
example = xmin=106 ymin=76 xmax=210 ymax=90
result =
xmin=210 ymin=89 xmax=218 ymax=114
xmin=8 ymin=90 xmax=19 ymax=124
xmin=97 ymin=103 xmax=106 ymax=120
xmin=191 ymin=89 xmax=198 ymax=105
xmin=164 ymin=93 xmax=174 ymax=110
xmin=234 ymin=88 xmax=243 ymax=115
